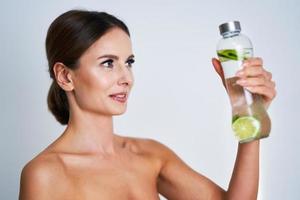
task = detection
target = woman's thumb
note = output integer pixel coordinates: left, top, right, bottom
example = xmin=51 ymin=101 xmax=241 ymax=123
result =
xmin=211 ymin=58 xmax=226 ymax=88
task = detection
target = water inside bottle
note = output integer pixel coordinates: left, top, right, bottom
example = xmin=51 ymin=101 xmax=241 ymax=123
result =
xmin=225 ymin=77 xmax=271 ymax=142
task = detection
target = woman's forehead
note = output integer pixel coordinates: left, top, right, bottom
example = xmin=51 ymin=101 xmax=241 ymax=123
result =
xmin=85 ymin=28 xmax=132 ymax=57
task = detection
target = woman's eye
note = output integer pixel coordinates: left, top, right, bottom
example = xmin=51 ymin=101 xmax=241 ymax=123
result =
xmin=126 ymin=58 xmax=135 ymax=68
xmin=101 ymin=59 xmax=114 ymax=68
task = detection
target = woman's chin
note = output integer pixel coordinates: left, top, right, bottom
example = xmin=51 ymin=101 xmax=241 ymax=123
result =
xmin=111 ymin=106 xmax=127 ymax=115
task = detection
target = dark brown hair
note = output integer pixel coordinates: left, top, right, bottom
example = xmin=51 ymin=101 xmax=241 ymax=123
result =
xmin=46 ymin=10 xmax=130 ymax=125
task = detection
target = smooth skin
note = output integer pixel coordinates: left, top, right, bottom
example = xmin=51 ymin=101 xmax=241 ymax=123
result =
xmin=19 ymin=27 xmax=276 ymax=200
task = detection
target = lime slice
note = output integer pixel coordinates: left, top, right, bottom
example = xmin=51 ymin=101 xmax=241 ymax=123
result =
xmin=232 ymin=116 xmax=261 ymax=142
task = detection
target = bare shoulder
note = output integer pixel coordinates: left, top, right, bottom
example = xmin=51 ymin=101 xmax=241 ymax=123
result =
xmin=21 ymin=152 xmax=64 ymax=180
xmin=19 ymin=152 xmax=66 ymax=200
xmin=124 ymin=136 xmax=163 ymax=151
xmin=124 ymin=136 xmax=175 ymax=165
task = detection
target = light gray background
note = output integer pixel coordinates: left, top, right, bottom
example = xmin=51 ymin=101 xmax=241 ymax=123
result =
xmin=1 ymin=0 xmax=299 ymax=199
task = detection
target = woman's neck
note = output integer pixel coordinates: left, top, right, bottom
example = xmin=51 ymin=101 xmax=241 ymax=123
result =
xmin=59 ymin=110 xmax=119 ymax=156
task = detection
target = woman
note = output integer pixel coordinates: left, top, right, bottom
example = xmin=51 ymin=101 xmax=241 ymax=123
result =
xmin=19 ymin=10 xmax=276 ymax=200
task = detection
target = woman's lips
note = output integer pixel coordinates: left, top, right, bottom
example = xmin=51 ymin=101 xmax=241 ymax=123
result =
xmin=109 ymin=93 xmax=127 ymax=103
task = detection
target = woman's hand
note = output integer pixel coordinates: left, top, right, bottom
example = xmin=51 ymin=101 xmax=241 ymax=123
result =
xmin=212 ymin=57 xmax=277 ymax=110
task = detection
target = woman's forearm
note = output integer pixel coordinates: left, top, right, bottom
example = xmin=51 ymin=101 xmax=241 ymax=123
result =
xmin=226 ymin=140 xmax=260 ymax=200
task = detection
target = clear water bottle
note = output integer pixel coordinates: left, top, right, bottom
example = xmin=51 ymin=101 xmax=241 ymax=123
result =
xmin=216 ymin=21 xmax=271 ymax=143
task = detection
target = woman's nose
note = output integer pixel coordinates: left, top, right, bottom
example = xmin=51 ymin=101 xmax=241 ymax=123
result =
xmin=117 ymin=65 xmax=134 ymax=86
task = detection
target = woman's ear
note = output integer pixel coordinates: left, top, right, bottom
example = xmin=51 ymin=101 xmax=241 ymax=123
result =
xmin=53 ymin=62 xmax=74 ymax=91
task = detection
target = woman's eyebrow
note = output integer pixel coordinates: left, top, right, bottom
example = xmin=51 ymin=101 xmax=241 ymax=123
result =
xmin=97 ymin=54 xmax=118 ymax=60
xmin=97 ymin=54 xmax=135 ymax=60
xmin=127 ymin=54 xmax=135 ymax=59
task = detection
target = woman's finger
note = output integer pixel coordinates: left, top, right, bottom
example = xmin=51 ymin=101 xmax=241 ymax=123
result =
xmin=243 ymin=57 xmax=263 ymax=66
xmin=236 ymin=76 xmax=275 ymax=88
xmin=236 ymin=66 xmax=272 ymax=80
xmin=212 ymin=58 xmax=226 ymax=88
xmin=244 ymin=85 xmax=277 ymax=101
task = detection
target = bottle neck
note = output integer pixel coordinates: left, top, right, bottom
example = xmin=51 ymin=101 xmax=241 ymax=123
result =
xmin=222 ymin=31 xmax=240 ymax=38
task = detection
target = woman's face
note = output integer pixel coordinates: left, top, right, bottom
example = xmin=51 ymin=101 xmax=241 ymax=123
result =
xmin=70 ymin=27 xmax=134 ymax=116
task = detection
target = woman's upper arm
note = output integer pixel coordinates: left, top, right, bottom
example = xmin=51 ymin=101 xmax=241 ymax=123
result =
xmin=149 ymin=139 xmax=226 ymax=200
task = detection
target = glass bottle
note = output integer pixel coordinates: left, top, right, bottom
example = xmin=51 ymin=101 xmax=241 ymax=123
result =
xmin=216 ymin=21 xmax=271 ymax=143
